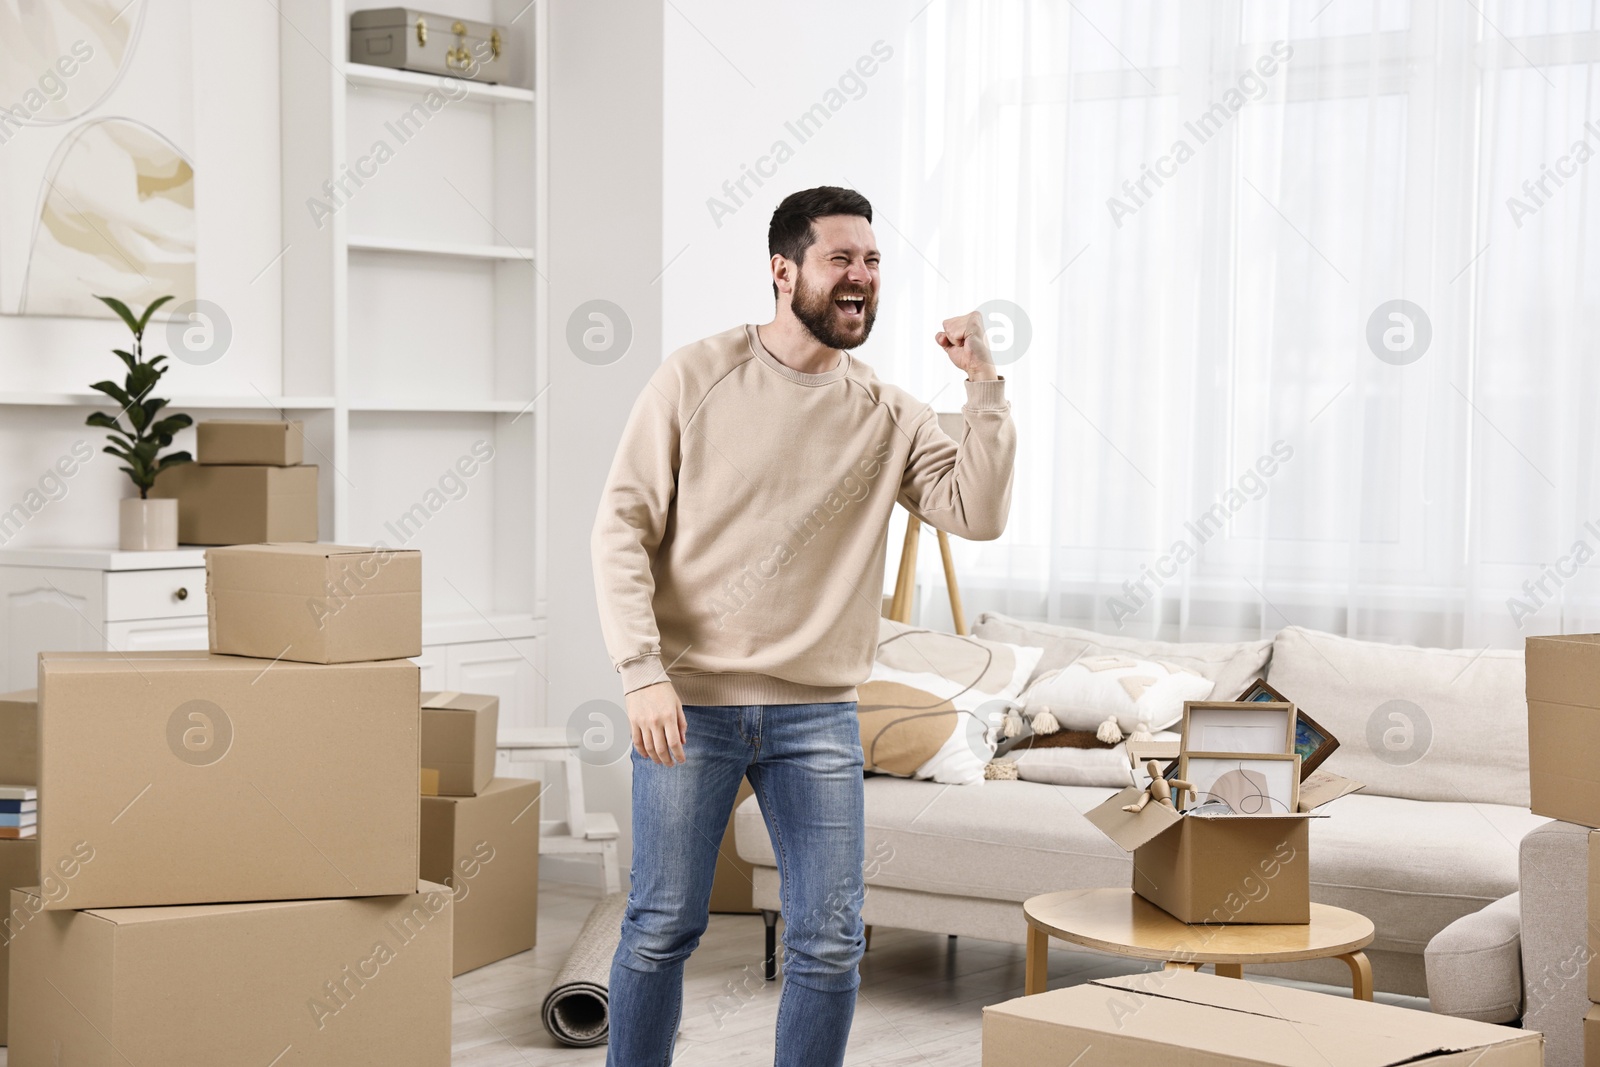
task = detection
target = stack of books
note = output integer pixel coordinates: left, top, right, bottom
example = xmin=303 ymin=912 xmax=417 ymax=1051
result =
xmin=0 ymin=785 xmax=35 ymax=839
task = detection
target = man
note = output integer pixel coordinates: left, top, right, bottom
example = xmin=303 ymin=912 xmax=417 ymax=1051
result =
xmin=591 ymin=185 xmax=1016 ymax=1066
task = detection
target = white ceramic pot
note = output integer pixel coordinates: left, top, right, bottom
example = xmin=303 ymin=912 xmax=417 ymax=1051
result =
xmin=119 ymin=497 xmax=178 ymax=551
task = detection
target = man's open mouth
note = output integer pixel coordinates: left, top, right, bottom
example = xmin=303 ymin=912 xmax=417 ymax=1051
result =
xmin=834 ymin=293 xmax=867 ymax=318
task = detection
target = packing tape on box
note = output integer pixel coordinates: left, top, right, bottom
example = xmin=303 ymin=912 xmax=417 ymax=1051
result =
xmin=420 ymin=768 xmax=440 ymax=796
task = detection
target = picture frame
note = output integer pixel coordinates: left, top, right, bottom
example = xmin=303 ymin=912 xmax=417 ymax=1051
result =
xmin=1178 ymin=752 xmax=1302 ymax=815
xmin=1180 ymin=700 xmax=1295 ymax=756
xmin=1236 ymin=678 xmax=1341 ymax=779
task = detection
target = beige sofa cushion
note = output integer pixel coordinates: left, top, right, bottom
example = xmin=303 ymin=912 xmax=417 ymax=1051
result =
xmin=1266 ymin=625 xmax=1528 ymax=806
xmin=971 ymin=611 xmax=1272 ymax=698
xmin=735 ymin=776 xmax=1128 ymax=902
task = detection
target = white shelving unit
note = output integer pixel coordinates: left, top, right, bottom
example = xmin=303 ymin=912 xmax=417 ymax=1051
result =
xmin=277 ymin=0 xmax=550 ymax=730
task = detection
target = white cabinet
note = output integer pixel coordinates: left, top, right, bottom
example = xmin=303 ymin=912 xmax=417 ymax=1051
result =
xmin=0 ymin=549 xmax=548 ymax=737
xmin=0 ymin=548 xmax=209 ymax=690
xmin=418 ymin=634 xmax=546 ymax=734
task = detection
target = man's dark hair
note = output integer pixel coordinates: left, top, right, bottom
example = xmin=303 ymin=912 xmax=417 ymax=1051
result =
xmin=768 ymin=186 xmax=873 ymax=298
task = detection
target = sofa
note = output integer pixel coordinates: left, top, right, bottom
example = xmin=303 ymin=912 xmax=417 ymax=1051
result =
xmin=1426 ymin=819 xmax=1591 ymax=1067
xmin=734 ymin=610 xmax=1545 ymax=998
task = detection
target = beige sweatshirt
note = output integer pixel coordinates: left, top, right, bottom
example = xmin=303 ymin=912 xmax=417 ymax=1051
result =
xmin=590 ymin=323 xmax=1016 ymax=706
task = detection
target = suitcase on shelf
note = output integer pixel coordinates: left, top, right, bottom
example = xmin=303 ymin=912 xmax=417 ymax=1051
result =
xmin=350 ymin=7 xmax=514 ymax=85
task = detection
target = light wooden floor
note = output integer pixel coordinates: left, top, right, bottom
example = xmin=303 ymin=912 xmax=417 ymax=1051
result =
xmin=0 ymin=881 xmax=1431 ymax=1065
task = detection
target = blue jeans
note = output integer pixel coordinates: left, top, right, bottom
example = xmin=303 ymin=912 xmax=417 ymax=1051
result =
xmin=607 ymin=701 xmax=866 ymax=1067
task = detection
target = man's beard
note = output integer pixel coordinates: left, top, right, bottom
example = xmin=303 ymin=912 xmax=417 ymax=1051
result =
xmin=790 ymin=268 xmax=877 ymax=351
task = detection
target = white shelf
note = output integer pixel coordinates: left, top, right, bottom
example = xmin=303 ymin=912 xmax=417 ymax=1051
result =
xmin=341 ymin=62 xmax=534 ymax=105
xmin=348 ymin=235 xmax=535 ymax=262
xmin=0 ymin=392 xmax=336 ymax=410
xmin=0 ymin=546 xmax=207 ymax=571
xmin=348 ymin=398 xmax=531 ymax=413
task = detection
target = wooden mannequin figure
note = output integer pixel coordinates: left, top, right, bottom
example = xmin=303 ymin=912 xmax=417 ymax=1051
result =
xmin=1123 ymin=760 xmax=1194 ymax=814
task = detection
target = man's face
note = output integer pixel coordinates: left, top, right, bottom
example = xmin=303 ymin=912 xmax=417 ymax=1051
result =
xmin=786 ymin=214 xmax=880 ymax=350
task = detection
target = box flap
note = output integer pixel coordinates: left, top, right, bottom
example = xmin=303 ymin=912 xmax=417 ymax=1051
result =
xmin=980 ymin=972 xmax=1538 ymax=1065
xmin=420 ymin=690 xmax=497 ymax=713
xmin=1298 ymin=770 xmax=1364 ymax=811
xmin=1084 ymin=787 xmax=1184 ymax=851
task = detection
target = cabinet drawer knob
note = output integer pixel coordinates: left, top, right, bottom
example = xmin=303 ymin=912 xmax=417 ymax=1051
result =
xmin=175 ymin=587 xmax=188 ymax=601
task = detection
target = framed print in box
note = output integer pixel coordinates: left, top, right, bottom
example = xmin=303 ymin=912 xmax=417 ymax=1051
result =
xmin=1180 ymin=700 xmax=1295 ymax=756
xmin=1178 ymin=752 xmax=1302 ymax=815
xmin=1237 ymin=678 xmax=1341 ymax=778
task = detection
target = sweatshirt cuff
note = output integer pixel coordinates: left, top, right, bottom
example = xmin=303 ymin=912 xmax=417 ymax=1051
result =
xmin=619 ymin=653 xmax=670 ymax=694
xmin=962 ymin=376 xmax=1008 ymax=410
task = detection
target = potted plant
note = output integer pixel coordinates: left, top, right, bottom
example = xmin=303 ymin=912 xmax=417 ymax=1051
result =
xmin=86 ymin=295 xmax=194 ymax=550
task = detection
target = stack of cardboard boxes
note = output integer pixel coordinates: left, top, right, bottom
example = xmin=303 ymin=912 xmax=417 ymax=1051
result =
xmin=7 ymin=541 xmax=453 ymax=1063
xmin=151 ymin=419 xmax=318 ymax=545
xmin=417 ymin=691 xmax=542 ymax=975
xmin=1525 ymin=634 xmax=1600 ymax=1064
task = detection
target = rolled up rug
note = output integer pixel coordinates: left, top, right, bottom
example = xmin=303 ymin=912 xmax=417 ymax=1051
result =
xmin=541 ymin=890 xmax=629 ymax=1046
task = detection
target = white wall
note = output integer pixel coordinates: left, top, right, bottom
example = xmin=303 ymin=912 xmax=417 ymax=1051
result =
xmin=544 ymin=0 xmax=665 ymax=879
xmin=661 ymin=2 xmax=912 ymax=355
xmin=0 ymin=2 xmax=283 ymax=549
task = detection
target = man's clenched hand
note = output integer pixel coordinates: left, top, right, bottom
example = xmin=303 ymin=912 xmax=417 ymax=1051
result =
xmin=935 ymin=311 xmax=999 ymax=381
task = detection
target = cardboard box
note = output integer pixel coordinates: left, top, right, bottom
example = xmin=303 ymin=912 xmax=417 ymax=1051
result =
xmin=207 ymin=543 xmax=422 ymax=663
xmin=1087 ymin=786 xmax=1322 ymax=924
xmin=1528 ymin=633 xmax=1600 ymax=827
xmin=982 ymin=971 xmax=1542 ymax=1065
xmin=420 ymin=691 xmax=498 ymax=796
xmin=150 ymin=463 xmax=318 ymax=545
xmin=38 ymin=650 xmax=419 ymax=909
xmin=8 ymin=881 xmax=452 ymax=1065
xmin=419 ymin=778 xmax=539 ymax=975
xmin=0 ymin=689 xmax=37 ymax=787
xmin=197 ymin=419 xmax=305 ymax=466
xmin=710 ymin=778 xmax=758 ymax=914
xmin=0 ymin=837 xmax=39 ymax=1044
xmin=1586 ymin=1004 xmax=1600 ymax=1066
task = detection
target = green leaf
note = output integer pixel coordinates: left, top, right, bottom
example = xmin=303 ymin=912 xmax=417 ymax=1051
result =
xmin=155 ymin=452 xmax=193 ymax=472
xmin=127 ymin=403 xmax=148 ymax=433
xmin=112 ymin=348 xmax=138 ymax=375
xmin=149 ymin=415 xmax=190 ymax=439
xmin=90 ymin=380 xmax=132 ymax=407
xmin=95 ymin=295 xmax=141 ymax=336
xmin=134 ymin=295 xmax=175 ymax=335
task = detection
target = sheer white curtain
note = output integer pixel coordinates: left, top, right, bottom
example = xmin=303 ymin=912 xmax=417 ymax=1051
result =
xmin=884 ymin=0 xmax=1600 ymax=650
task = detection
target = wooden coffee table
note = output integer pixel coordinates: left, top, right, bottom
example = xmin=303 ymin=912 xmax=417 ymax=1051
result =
xmin=1023 ymin=887 xmax=1375 ymax=999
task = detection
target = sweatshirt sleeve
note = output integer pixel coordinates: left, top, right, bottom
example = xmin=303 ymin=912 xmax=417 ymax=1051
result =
xmin=896 ymin=377 xmax=1017 ymax=541
xmin=590 ymin=366 xmax=681 ymax=694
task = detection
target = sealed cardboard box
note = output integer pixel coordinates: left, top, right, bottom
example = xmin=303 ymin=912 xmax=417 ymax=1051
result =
xmin=421 ymin=691 xmax=498 ymax=796
xmin=1527 ymin=633 xmax=1600 ymax=827
xmin=150 ymin=463 xmax=318 ymax=545
xmin=1086 ymin=786 xmax=1319 ymax=924
xmin=197 ymin=419 xmax=305 ymax=466
xmin=710 ymin=778 xmax=759 ymax=914
xmin=38 ymin=651 xmax=419 ymax=909
xmin=9 ymin=881 xmax=452 ymax=1065
xmin=982 ymin=971 xmax=1541 ymax=1065
xmin=207 ymin=543 xmax=422 ymax=663
xmin=1586 ymin=1004 xmax=1600 ymax=1066
xmin=420 ymin=777 xmax=540 ymax=975
xmin=0 ymin=689 xmax=37 ymax=787
xmin=0 ymin=837 xmax=39 ymax=1043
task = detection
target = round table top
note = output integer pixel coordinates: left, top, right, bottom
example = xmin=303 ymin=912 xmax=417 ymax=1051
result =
xmin=1024 ymin=888 xmax=1375 ymax=965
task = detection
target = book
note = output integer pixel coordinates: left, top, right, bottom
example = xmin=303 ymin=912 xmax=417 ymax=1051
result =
xmin=0 ymin=812 xmax=35 ymax=828
xmin=0 ymin=826 xmax=35 ymax=839
xmin=0 ymin=786 xmax=37 ymax=801
xmin=0 ymin=798 xmax=36 ymax=814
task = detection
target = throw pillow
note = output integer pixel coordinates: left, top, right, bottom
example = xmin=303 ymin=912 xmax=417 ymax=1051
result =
xmin=1018 ymin=655 xmax=1215 ymax=742
xmin=1009 ymin=730 xmax=1182 ymax=789
xmin=971 ymin=611 xmax=1272 ymax=699
xmin=1266 ymin=625 xmax=1528 ymax=806
xmin=858 ymin=618 xmax=1043 ymax=786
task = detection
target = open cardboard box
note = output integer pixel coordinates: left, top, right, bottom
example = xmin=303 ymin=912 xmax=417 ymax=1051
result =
xmin=982 ymin=970 xmax=1541 ymax=1065
xmin=1086 ymin=768 xmax=1363 ymax=925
